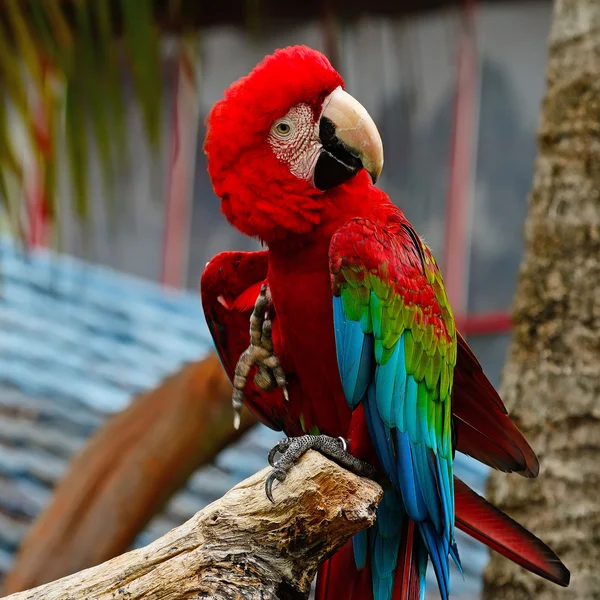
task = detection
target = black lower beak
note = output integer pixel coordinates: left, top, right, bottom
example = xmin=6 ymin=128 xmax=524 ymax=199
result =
xmin=313 ymin=117 xmax=363 ymax=191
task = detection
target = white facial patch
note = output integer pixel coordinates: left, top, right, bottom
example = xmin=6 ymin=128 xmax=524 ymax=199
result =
xmin=268 ymin=104 xmax=322 ymax=182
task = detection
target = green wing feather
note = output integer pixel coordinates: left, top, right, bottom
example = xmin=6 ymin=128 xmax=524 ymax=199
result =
xmin=331 ymin=215 xmax=459 ymax=599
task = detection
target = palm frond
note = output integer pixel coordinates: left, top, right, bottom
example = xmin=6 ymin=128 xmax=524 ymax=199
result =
xmin=0 ymin=0 xmax=174 ymax=241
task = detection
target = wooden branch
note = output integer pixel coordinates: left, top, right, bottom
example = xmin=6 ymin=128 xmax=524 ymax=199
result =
xmin=1 ymin=451 xmax=382 ymax=600
xmin=2 ymin=354 xmax=257 ymax=595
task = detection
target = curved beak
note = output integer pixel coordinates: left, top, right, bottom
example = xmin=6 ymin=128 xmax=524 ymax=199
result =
xmin=314 ymin=87 xmax=384 ymax=190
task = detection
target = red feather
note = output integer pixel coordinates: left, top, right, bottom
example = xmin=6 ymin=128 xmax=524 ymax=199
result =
xmin=453 ymin=333 xmax=539 ymax=477
xmin=455 ymin=478 xmax=570 ymax=587
xmin=200 ymin=251 xmax=291 ymax=433
xmin=201 ymin=250 xmax=269 ymax=378
xmin=315 ymin=521 xmax=424 ymax=600
xmin=456 ymin=332 xmax=508 ymax=414
xmin=316 ymin=541 xmax=372 ymax=600
xmin=394 ymin=520 xmax=422 ymax=600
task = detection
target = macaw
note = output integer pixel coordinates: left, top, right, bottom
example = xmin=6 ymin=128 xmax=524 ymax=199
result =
xmin=200 ymin=46 xmax=569 ymax=600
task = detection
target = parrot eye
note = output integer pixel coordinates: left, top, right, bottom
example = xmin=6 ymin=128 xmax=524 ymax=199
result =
xmin=273 ymin=120 xmax=293 ymax=138
xmin=268 ymin=103 xmax=321 ymax=182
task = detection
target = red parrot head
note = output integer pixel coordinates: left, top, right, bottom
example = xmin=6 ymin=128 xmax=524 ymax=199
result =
xmin=204 ymin=45 xmax=384 ymax=243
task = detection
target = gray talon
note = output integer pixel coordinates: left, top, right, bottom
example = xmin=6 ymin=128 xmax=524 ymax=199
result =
xmin=268 ymin=438 xmax=292 ymax=466
xmin=265 ymin=468 xmax=287 ymax=503
xmin=268 ymin=446 xmax=280 ymax=468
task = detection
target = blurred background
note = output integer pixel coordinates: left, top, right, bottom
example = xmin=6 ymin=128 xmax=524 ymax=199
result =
xmin=0 ymin=1 xmax=552 ymax=598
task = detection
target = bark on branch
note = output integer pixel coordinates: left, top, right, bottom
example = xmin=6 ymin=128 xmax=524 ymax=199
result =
xmin=1 ymin=451 xmax=382 ymax=600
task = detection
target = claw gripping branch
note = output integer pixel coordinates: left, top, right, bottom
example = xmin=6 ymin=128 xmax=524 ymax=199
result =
xmin=265 ymin=435 xmax=377 ymax=503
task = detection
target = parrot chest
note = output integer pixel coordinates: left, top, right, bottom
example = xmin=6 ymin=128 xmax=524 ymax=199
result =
xmin=268 ymin=253 xmax=351 ymax=437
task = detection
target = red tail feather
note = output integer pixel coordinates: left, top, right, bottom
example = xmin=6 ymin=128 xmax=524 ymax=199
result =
xmin=454 ymin=333 xmax=539 ymax=477
xmin=454 ymin=397 xmax=539 ymax=477
xmin=316 ymin=524 xmax=423 ymax=600
xmin=394 ymin=520 xmax=422 ymax=600
xmin=455 ymin=478 xmax=570 ymax=587
xmin=316 ymin=540 xmax=372 ymax=600
xmin=456 ymin=332 xmax=506 ymax=413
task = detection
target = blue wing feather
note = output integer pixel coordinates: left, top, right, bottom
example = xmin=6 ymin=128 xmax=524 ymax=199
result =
xmin=369 ymin=484 xmax=405 ymax=600
xmin=393 ymin=342 xmax=407 ymax=431
xmin=405 ymin=373 xmax=419 ymax=442
xmin=413 ymin=442 xmax=443 ymax=534
xmin=335 ymin=304 xmax=455 ymax=600
xmin=330 ymin=219 xmax=457 ymax=600
xmin=394 ymin=429 xmax=428 ymax=521
xmin=375 ymin=342 xmax=401 ymax=427
xmin=334 ymin=295 xmax=374 ymax=407
xmin=365 ymin=383 xmax=400 ymax=490
xmin=419 ymin=521 xmax=450 ymax=599
xmin=353 ymin=529 xmax=368 ymax=570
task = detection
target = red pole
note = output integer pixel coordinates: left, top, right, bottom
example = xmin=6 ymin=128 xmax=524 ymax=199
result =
xmin=442 ymin=0 xmax=478 ymax=331
xmin=161 ymin=39 xmax=200 ymax=288
xmin=461 ymin=311 xmax=512 ymax=336
xmin=441 ymin=1 xmax=515 ymax=339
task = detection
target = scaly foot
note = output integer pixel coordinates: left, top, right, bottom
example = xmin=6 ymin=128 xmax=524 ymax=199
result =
xmin=265 ymin=435 xmax=377 ymax=502
xmin=232 ymin=284 xmax=288 ymax=429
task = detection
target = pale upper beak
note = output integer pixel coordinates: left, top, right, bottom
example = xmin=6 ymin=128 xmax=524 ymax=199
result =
xmin=317 ymin=87 xmax=384 ymax=187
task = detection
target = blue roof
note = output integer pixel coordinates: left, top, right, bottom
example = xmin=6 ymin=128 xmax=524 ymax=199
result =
xmin=0 ymin=239 xmax=213 ymax=413
xmin=0 ymin=238 xmax=488 ymax=598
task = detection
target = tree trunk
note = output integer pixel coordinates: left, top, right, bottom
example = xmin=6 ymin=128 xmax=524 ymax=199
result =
xmin=483 ymin=1 xmax=600 ymax=598
xmin=0 ymin=451 xmax=382 ymax=600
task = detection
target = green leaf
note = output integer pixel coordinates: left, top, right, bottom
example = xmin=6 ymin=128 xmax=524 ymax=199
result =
xmin=0 ymin=93 xmax=23 ymax=179
xmin=28 ymin=2 xmax=61 ymax=68
xmin=73 ymin=0 xmax=115 ymax=206
xmin=0 ymin=0 xmax=187 ymax=238
xmin=65 ymin=79 xmax=88 ymax=220
xmin=0 ymin=19 xmax=32 ymax=142
xmin=43 ymin=0 xmax=74 ymax=53
xmin=121 ymin=0 xmax=162 ymax=145
xmin=6 ymin=0 xmax=43 ymax=89
xmin=95 ymin=0 xmax=128 ymax=173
